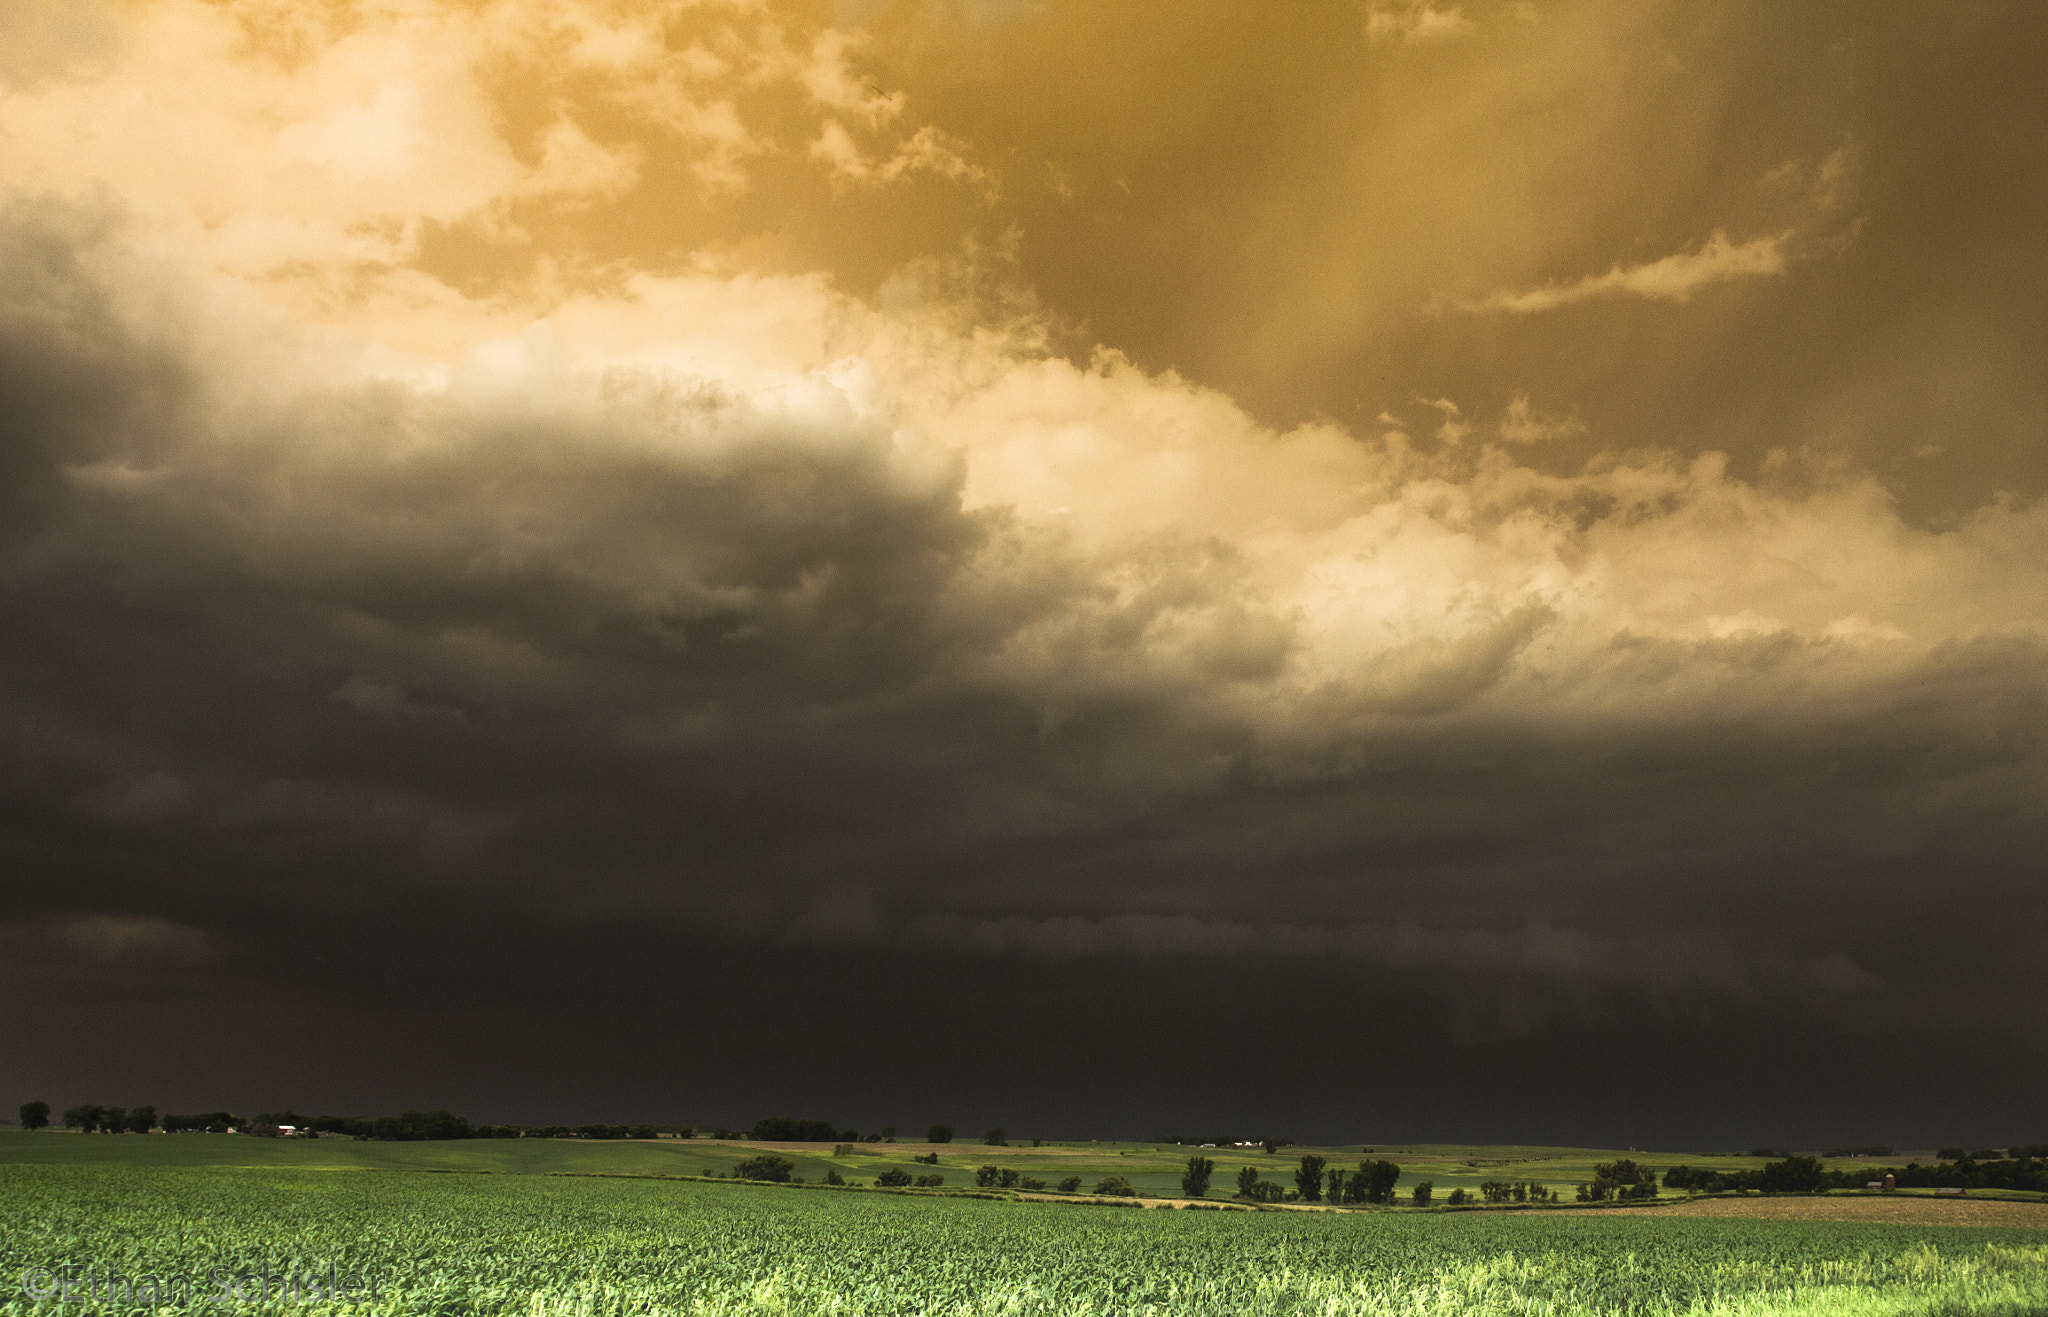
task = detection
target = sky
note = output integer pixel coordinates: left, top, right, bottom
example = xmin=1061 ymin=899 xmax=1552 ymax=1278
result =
xmin=2 ymin=0 xmax=2045 ymax=1148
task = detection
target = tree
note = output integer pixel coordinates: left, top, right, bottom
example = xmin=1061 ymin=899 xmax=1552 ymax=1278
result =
xmin=1294 ymin=1154 xmax=1328 ymax=1203
xmin=914 ymin=1173 xmax=944 ymax=1187
xmin=824 ymin=1167 xmax=845 ymax=1185
xmin=1411 ymin=1180 xmax=1434 ymax=1207
xmin=927 ymin=1124 xmax=953 ymax=1144
xmin=102 ymin=1107 xmax=128 ymax=1134
xmin=1236 ymin=1165 xmax=1261 ymax=1198
xmin=1758 ymin=1156 xmax=1824 ymax=1194
xmin=1261 ymin=1138 xmax=1287 ymax=1155
xmin=1093 ymin=1176 xmax=1137 ymax=1197
xmin=1593 ymin=1159 xmax=1660 ymax=1200
xmin=732 ymin=1154 xmax=795 ymax=1182
xmin=881 ymin=1126 xmax=896 ymax=1141
xmin=18 ymin=1101 xmax=50 ymax=1130
xmin=1182 ymin=1156 xmax=1216 ymax=1198
xmin=1354 ymin=1159 xmax=1402 ymax=1204
xmin=127 ymin=1106 xmax=156 ymax=1133
xmin=983 ymin=1127 xmax=1008 ymax=1146
xmin=750 ymin=1117 xmax=838 ymax=1142
xmin=1058 ymin=1176 xmax=1082 ymax=1193
xmin=1447 ymin=1188 xmax=1469 ymax=1205
xmin=975 ymin=1164 xmax=1002 ymax=1187
xmin=875 ymin=1169 xmax=913 ymax=1187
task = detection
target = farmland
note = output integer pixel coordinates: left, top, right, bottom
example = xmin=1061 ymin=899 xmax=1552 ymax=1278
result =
xmin=3 ymin=1136 xmax=2047 ymax=1316
xmin=0 ymin=1130 xmax=1932 ymax=1204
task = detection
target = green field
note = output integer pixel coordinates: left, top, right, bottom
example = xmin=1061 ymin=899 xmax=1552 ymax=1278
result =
xmin=0 ymin=1130 xmax=1924 ymax=1202
xmin=4 ymin=1133 xmax=2046 ymax=1316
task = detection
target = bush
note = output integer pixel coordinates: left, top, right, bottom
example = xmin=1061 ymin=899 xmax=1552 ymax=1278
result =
xmin=975 ymin=1164 xmax=1002 ymax=1187
xmin=1020 ymin=1177 xmax=1045 ymax=1190
xmin=984 ymin=1128 xmax=1008 ymax=1146
xmin=732 ymin=1155 xmax=795 ymax=1182
xmin=1182 ymin=1156 xmax=1216 ymax=1198
xmin=914 ymin=1173 xmax=944 ymax=1187
xmin=913 ymin=1151 xmax=941 ymax=1165
xmin=1058 ymin=1176 xmax=1082 ymax=1193
xmin=875 ymin=1169 xmax=913 ymax=1187
xmin=1093 ymin=1176 xmax=1137 ymax=1197
xmin=927 ymin=1124 xmax=953 ymax=1144
xmin=999 ymin=1168 xmax=1021 ymax=1188
xmin=1447 ymin=1188 xmax=1469 ymax=1205
xmin=1412 ymin=1180 xmax=1434 ymax=1207
xmin=823 ymin=1167 xmax=845 ymax=1186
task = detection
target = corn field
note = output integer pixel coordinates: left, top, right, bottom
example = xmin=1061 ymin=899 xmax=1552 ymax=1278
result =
xmin=3 ymin=1166 xmax=2044 ymax=1317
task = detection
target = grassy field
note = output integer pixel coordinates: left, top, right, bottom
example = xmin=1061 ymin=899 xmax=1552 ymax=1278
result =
xmin=4 ymin=1161 xmax=2047 ymax=1317
xmin=0 ymin=1130 xmax=1943 ymax=1203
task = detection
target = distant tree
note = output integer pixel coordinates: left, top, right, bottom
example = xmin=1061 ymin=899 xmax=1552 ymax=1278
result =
xmin=19 ymin=1102 xmax=50 ymax=1130
xmin=1261 ymin=1138 xmax=1286 ymax=1155
xmin=875 ymin=1169 xmax=913 ymax=1187
xmin=1480 ymin=1180 xmax=1512 ymax=1203
xmin=1936 ymin=1147 xmax=1967 ymax=1161
xmin=1325 ymin=1169 xmax=1349 ymax=1203
xmin=1093 ymin=1176 xmax=1137 ymax=1197
xmin=750 ymin=1117 xmax=838 ymax=1142
xmin=881 ymin=1126 xmax=896 ymax=1141
xmin=975 ymin=1164 xmax=1002 ymax=1187
xmin=1758 ymin=1156 xmax=1824 ymax=1194
xmin=1058 ymin=1176 xmax=1083 ymax=1193
xmin=1020 ymin=1177 xmax=1046 ymax=1190
xmin=1447 ymin=1188 xmax=1469 ymax=1205
xmin=1236 ymin=1165 xmax=1261 ymax=1198
xmin=1294 ymin=1154 xmax=1328 ymax=1203
xmin=983 ymin=1127 xmax=1008 ymax=1146
xmin=1182 ymin=1156 xmax=1216 ymax=1198
xmin=914 ymin=1173 xmax=944 ymax=1187
xmin=999 ymin=1168 xmax=1020 ymax=1188
xmin=732 ymin=1154 xmax=795 ymax=1182
xmin=102 ymin=1107 xmax=128 ymax=1134
xmin=839 ymin=1129 xmax=859 ymax=1142
xmin=1411 ymin=1180 xmax=1433 ymax=1207
xmin=1354 ymin=1159 xmax=1402 ymax=1204
xmin=63 ymin=1104 xmax=102 ymax=1132
xmin=913 ymin=1151 xmax=941 ymax=1165
xmin=928 ymin=1124 xmax=953 ymax=1144
xmin=127 ymin=1106 xmax=156 ymax=1133
xmin=824 ymin=1167 xmax=845 ymax=1186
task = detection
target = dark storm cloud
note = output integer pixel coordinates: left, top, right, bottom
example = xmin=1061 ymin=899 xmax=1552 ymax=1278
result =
xmin=3 ymin=195 xmax=2045 ymax=1089
xmin=1 ymin=0 xmax=2045 ymax=1139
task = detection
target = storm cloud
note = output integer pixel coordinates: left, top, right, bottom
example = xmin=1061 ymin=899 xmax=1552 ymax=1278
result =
xmin=2 ymin=0 xmax=2044 ymax=1146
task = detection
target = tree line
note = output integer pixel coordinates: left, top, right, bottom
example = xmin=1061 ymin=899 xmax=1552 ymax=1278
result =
xmin=1665 ymin=1153 xmax=2048 ymax=1195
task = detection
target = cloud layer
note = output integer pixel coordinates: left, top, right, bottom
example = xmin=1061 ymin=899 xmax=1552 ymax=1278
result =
xmin=2 ymin=0 xmax=2044 ymax=1141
